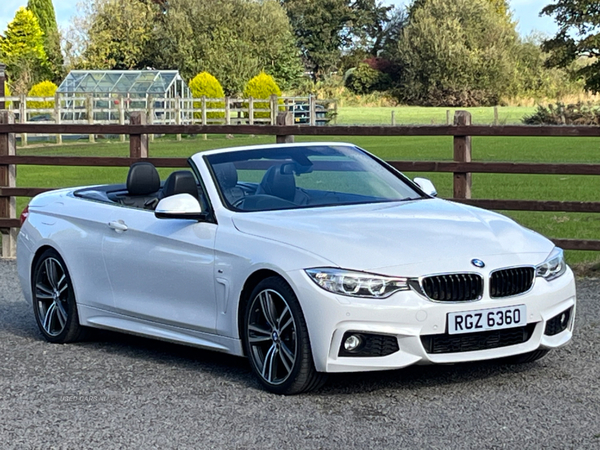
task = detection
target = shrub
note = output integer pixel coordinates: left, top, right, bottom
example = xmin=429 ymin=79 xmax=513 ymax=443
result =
xmin=189 ymin=72 xmax=225 ymax=121
xmin=344 ymin=63 xmax=391 ymax=95
xmin=243 ymin=71 xmax=283 ymax=119
xmin=27 ymin=80 xmax=57 ymax=109
xmin=522 ymin=102 xmax=600 ymax=125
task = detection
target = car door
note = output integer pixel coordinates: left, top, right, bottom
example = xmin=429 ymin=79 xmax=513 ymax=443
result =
xmin=101 ymin=206 xmax=217 ymax=333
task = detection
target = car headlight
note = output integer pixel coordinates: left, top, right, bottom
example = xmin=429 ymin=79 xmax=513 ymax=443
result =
xmin=536 ymin=247 xmax=567 ymax=281
xmin=305 ymin=268 xmax=409 ymax=298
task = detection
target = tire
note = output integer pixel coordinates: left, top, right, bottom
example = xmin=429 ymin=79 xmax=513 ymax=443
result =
xmin=32 ymin=249 xmax=86 ymax=343
xmin=502 ymin=349 xmax=550 ymax=365
xmin=243 ymin=276 xmax=327 ymax=395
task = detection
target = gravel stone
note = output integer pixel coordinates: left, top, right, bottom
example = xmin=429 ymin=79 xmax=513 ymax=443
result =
xmin=1 ymin=258 xmax=598 ymax=449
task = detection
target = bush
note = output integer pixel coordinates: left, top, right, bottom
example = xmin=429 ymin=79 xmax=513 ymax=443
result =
xmin=344 ymin=63 xmax=391 ymax=95
xmin=243 ymin=71 xmax=283 ymax=119
xmin=522 ymin=102 xmax=600 ymax=125
xmin=27 ymin=80 xmax=57 ymax=109
xmin=189 ymin=72 xmax=225 ymax=121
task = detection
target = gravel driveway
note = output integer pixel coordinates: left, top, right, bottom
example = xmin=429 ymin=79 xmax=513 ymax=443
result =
xmin=1 ymin=258 xmax=598 ymax=449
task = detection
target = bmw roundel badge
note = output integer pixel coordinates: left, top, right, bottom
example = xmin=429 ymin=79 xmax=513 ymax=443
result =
xmin=471 ymin=259 xmax=485 ymax=268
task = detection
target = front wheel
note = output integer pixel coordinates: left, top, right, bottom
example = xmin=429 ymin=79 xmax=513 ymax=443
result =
xmin=32 ymin=249 xmax=86 ymax=343
xmin=243 ymin=276 xmax=326 ymax=394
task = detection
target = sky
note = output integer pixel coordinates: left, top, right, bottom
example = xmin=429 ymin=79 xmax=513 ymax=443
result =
xmin=1 ymin=0 xmax=559 ymax=38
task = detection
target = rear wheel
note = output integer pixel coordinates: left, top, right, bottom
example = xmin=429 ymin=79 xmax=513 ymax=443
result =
xmin=243 ymin=276 xmax=326 ymax=394
xmin=32 ymin=249 xmax=86 ymax=343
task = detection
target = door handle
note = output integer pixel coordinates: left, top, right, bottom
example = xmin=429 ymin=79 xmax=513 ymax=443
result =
xmin=108 ymin=220 xmax=128 ymax=233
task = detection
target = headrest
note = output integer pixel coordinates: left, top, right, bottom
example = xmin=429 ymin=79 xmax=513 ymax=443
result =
xmin=259 ymin=164 xmax=296 ymax=202
xmin=213 ymin=163 xmax=238 ymax=189
xmin=162 ymin=171 xmax=198 ymax=199
xmin=127 ymin=162 xmax=160 ymax=196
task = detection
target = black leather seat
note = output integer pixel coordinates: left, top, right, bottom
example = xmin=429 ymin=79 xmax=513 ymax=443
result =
xmin=162 ymin=171 xmax=199 ymax=200
xmin=256 ymin=164 xmax=297 ymax=202
xmin=120 ymin=162 xmax=160 ymax=208
xmin=213 ymin=162 xmax=245 ymax=206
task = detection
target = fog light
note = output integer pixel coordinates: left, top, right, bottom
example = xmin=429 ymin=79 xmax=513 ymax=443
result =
xmin=344 ymin=334 xmax=362 ymax=352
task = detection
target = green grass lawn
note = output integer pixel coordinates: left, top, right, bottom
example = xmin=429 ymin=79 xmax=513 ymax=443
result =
xmin=335 ymin=106 xmax=537 ymax=125
xmin=11 ymin=108 xmax=600 ymax=267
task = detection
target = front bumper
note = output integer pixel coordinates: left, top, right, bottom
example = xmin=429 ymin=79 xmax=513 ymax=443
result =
xmin=287 ymin=267 xmax=576 ymax=373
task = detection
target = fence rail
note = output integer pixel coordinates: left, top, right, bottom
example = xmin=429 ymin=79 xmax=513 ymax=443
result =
xmin=1 ymin=109 xmax=599 ymax=257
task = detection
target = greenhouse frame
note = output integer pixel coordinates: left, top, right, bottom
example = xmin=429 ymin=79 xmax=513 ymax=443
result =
xmin=56 ymin=70 xmax=193 ymax=124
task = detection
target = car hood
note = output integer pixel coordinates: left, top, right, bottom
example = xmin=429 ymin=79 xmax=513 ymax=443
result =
xmin=231 ymin=199 xmax=554 ymax=275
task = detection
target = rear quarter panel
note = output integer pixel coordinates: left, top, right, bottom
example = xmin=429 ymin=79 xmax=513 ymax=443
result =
xmin=17 ymin=190 xmax=117 ymax=311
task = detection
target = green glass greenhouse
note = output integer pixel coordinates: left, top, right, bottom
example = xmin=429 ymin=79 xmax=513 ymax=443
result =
xmin=57 ymin=70 xmax=192 ymax=123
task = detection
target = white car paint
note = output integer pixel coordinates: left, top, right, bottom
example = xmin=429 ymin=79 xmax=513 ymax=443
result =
xmin=17 ymin=142 xmax=576 ymax=378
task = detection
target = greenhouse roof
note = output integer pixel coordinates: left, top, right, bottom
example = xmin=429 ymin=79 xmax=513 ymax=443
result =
xmin=57 ymin=70 xmax=190 ymax=96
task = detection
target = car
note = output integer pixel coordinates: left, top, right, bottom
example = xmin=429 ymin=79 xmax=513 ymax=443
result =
xmin=17 ymin=142 xmax=576 ymax=394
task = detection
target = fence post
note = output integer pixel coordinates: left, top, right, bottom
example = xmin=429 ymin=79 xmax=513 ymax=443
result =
xmin=201 ymin=96 xmax=207 ymax=126
xmin=333 ymin=100 xmax=338 ymax=125
xmin=248 ymin=97 xmax=254 ymax=125
xmin=175 ymin=96 xmax=182 ymax=141
xmin=54 ymin=92 xmax=62 ymax=145
xmin=129 ymin=111 xmax=148 ymax=159
xmin=309 ymin=94 xmax=316 ymax=126
xmin=86 ymin=94 xmax=94 ymax=143
xmin=147 ymin=94 xmax=154 ymax=143
xmin=391 ymin=110 xmax=396 ymax=126
xmin=119 ymin=96 xmax=125 ymax=143
xmin=276 ymin=112 xmax=294 ymax=144
xmin=453 ymin=110 xmax=472 ymax=199
xmin=225 ymin=96 xmax=231 ymax=125
xmin=270 ymin=95 xmax=278 ymax=125
xmin=493 ymin=106 xmax=499 ymax=126
xmin=0 ymin=111 xmax=17 ymax=258
xmin=0 ymin=63 xmax=6 ymax=110
xmin=19 ymin=95 xmax=27 ymax=146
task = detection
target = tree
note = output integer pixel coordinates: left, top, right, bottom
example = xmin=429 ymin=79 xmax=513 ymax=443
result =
xmin=72 ymin=0 xmax=160 ymax=70
xmin=386 ymin=0 xmax=519 ymax=106
xmin=0 ymin=7 xmax=50 ymax=94
xmin=541 ymin=0 xmax=600 ymax=92
xmin=151 ymin=0 xmax=302 ymax=94
xmin=27 ymin=0 xmax=64 ymax=83
xmin=281 ymin=0 xmax=392 ymax=79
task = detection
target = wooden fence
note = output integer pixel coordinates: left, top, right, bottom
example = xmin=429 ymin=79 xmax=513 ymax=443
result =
xmin=1 ymin=109 xmax=600 ymax=257
xmin=0 ymin=94 xmax=335 ymax=145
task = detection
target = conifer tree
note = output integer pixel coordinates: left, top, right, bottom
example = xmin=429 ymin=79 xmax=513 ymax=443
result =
xmin=27 ymin=0 xmax=64 ymax=83
xmin=0 ymin=7 xmax=50 ymax=93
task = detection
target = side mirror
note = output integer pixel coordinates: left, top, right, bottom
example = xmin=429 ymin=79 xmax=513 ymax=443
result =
xmin=414 ymin=177 xmax=437 ymax=197
xmin=155 ymin=193 xmax=207 ymax=220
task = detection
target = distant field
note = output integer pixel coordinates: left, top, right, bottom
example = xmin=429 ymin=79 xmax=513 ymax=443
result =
xmin=335 ymin=106 xmax=537 ymax=125
xmin=11 ymin=110 xmax=600 ymax=266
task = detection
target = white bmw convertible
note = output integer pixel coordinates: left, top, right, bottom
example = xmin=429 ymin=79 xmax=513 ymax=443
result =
xmin=17 ymin=143 xmax=576 ymax=394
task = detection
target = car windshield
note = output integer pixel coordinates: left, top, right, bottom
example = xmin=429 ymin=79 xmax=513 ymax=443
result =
xmin=205 ymin=144 xmax=424 ymax=212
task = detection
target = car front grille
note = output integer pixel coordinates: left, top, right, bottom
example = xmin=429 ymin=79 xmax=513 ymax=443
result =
xmin=421 ymin=324 xmax=536 ymax=354
xmin=490 ymin=267 xmax=535 ymax=298
xmin=420 ymin=274 xmax=483 ymax=302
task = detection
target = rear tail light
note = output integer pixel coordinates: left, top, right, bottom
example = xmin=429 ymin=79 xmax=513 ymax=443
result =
xmin=20 ymin=205 xmax=30 ymax=226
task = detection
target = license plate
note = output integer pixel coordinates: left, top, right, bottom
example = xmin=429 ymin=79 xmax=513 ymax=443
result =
xmin=447 ymin=305 xmax=527 ymax=335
